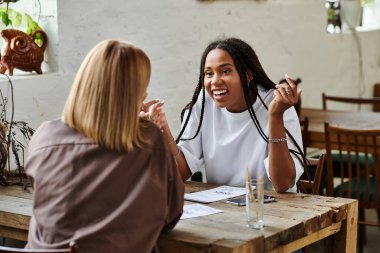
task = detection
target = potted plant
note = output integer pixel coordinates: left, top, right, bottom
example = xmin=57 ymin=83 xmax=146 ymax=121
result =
xmin=0 ymin=0 xmax=37 ymax=186
xmin=0 ymin=79 xmax=35 ymax=188
xmin=0 ymin=0 xmax=45 ymax=44
xmin=0 ymin=0 xmax=48 ymax=75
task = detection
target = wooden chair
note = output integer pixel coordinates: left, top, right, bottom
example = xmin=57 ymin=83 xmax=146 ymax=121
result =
xmin=322 ymin=92 xmax=380 ymax=111
xmin=299 ymin=154 xmax=326 ymax=195
xmin=190 ymin=171 xmax=203 ymax=182
xmin=0 ymin=241 xmax=78 ymax=253
xmin=322 ymin=92 xmax=379 ymax=192
xmin=374 ymin=83 xmax=380 ymax=112
xmin=324 ymin=122 xmax=380 ymax=253
xmin=299 ymin=116 xmax=309 ymax=154
xmin=300 ymin=117 xmax=327 ymax=195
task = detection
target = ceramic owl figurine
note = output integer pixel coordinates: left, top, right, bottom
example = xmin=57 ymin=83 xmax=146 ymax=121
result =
xmin=0 ymin=29 xmax=48 ymax=76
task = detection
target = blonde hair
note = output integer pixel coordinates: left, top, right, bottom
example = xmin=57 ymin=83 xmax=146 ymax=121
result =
xmin=62 ymin=40 xmax=151 ymax=151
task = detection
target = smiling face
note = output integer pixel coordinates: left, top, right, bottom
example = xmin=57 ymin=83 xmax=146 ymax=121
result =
xmin=203 ymin=49 xmax=246 ymax=113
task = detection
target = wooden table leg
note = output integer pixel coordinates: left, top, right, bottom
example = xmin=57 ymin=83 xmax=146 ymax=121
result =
xmin=332 ymin=200 xmax=358 ymax=253
xmin=0 ymin=225 xmax=28 ymax=241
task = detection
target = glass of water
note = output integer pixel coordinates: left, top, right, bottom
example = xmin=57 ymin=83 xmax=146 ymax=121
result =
xmin=246 ymin=177 xmax=264 ymax=230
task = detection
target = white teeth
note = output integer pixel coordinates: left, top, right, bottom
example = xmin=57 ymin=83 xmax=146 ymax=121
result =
xmin=213 ymin=90 xmax=227 ymax=95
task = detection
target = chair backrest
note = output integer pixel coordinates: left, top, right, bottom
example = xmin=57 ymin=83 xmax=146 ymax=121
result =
xmin=322 ymin=92 xmax=380 ymax=111
xmin=299 ymin=116 xmax=309 ymax=153
xmin=374 ymin=83 xmax=380 ymax=112
xmin=0 ymin=242 xmax=78 ymax=253
xmin=324 ymin=122 xmax=380 ymax=209
xmin=299 ymin=154 xmax=326 ymax=195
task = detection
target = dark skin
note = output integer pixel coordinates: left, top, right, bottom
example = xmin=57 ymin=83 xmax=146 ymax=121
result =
xmin=269 ymin=74 xmax=302 ymax=192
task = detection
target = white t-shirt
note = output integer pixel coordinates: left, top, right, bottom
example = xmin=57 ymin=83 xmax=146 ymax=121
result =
xmin=178 ymin=86 xmax=304 ymax=192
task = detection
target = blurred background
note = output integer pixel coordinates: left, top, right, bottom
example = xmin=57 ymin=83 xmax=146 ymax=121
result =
xmin=0 ymin=0 xmax=379 ymax=135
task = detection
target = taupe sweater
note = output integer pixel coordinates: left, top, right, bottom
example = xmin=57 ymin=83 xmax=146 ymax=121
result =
xmin=26 ymin=119 xmax=184 ymax=253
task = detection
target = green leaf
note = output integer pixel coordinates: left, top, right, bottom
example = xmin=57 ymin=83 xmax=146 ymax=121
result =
xmin=361 ymin=0 xmax=375 ymax=7
xmin=34 ymin=33 xmax=42 ymax=40
xmin=11 ymin=12 xmax=21 ymax=27
xmin=0 ymin=11 xmax=7 ymax=26
xmin=34 ymin=32 xmax=43 ymax=47
xmin=1 ymin=12 xmax=10 ymax=26
xmin=0 ymin=7 xmax=22 ymax=27
xmin=7 ymin=8 xmax=18 ymax=19
xmin=24 ymin=13 xmax=38 ymax=35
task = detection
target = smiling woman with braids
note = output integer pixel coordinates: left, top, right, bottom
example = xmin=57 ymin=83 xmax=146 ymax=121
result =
xmin=147 ymin=37 xmax=305 ymax=193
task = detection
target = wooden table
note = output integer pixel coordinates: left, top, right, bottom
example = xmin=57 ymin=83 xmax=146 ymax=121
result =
xmin=301 ymin=108 xmax=380 ymax=149
xmin=0 ymin=183 xmax=358 ymax=253
xmin=0 ymin=184 xmax=32 ymax=241
xmin=160 ymin=182 xmax=358 ymax=253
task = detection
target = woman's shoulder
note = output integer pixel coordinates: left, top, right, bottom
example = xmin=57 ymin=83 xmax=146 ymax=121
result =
xmin=33 ymin=119 xmax=69 ymax=140
xmin=30 ymin=119 xmax=93 ymax=151
xmin=35 ymin=118 xmax=63 ymax=131
xmin=37 ymin=119 xmax=88 ymax=139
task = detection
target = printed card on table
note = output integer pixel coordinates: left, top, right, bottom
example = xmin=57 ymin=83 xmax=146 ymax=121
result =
xmin=180 ymin=204 xmax=223 ymax=220
xmin=184 ymin=185 xmax=247 ymax=203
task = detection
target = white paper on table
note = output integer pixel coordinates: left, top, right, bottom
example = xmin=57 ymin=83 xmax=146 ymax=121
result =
xmin=180 ymin=204 xmax=223 ymax=220
xmin=184 ymin=185 xmax=248 ymax=204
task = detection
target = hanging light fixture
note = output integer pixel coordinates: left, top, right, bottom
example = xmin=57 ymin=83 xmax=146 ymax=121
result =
xmin=326 ymin=0 xmax=342 ymax=33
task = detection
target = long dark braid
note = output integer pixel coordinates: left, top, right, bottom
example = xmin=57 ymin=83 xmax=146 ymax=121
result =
xmin=176 ymin=41 xmax=221 ymax=142
xmin=177 ymin=38 xmax=309 ymax=190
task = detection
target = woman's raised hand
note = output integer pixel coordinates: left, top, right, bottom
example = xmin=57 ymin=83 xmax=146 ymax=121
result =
xmin=140 ymin=99 xmax=168 ymax=130
xmin=269 ymin=74 xmax=302 ymax=116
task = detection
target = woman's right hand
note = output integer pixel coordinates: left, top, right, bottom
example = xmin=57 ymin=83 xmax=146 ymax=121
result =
xmin=140 ymin=99 xmax=168 ymax=130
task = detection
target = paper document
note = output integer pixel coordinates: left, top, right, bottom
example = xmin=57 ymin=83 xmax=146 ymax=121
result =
xmin=184 ymin=185 xmax=247 ymax=203
xmin=180 ymin=204 xmax=223 ymax=219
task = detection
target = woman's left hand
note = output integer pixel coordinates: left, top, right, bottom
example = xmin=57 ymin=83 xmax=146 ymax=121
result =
xmin=269 ymin=74 xmax=301 ymax=116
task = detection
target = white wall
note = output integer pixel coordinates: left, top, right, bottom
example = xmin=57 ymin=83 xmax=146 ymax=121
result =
xmin=1 ymin=0 xmax=380 ymax=135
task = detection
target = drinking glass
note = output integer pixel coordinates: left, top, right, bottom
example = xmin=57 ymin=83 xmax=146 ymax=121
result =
xmin=246 ymin=178 xmax=264 ymax=229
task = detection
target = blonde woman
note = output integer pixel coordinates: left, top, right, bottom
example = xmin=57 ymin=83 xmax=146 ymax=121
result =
xmin=25 ymin=40 xmax=184 ymax=253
